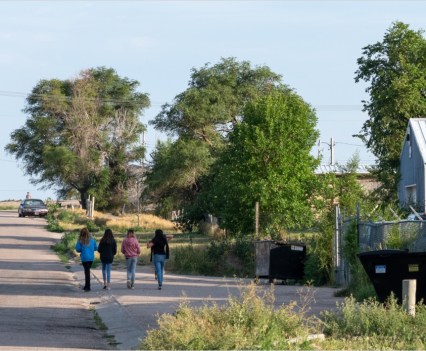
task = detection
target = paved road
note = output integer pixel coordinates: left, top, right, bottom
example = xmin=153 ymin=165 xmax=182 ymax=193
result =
xmin=0 ymin=210 xmax=344 ymax=350
xmin=0 ymin=210 xmax=110 ymax=350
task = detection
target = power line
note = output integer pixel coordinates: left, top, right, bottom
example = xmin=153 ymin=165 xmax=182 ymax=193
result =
xmin=315 ymin=105 xmax=363 ymax=111
xmin=335 ymin=141 xmax=364 ymax=147
xmin=0 ymin=89 xmax=367 ymax=111
xmin=0 ymin=90 xmax=155 ymax=106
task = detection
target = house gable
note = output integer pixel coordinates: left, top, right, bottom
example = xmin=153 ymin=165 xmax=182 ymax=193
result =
xmin=399 ymin=118 xmax=426 ymax=211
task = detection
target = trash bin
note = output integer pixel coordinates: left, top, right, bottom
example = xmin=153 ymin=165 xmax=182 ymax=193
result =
xmin=254 ymin=240 xmax=278 ymax=279
xmin=358 ymin=249 xmax=426 ymax=303
xmin=268 ymin=243 xmax=306 ymax=282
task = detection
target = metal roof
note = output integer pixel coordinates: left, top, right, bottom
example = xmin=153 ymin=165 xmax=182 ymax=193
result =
xmin=406 ymin=118 xmax=426 ymax=163
xmin=315 ymin=163 xmax=373 ymax=175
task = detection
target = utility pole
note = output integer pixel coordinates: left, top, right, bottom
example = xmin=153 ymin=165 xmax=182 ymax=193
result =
xmin=330 ymin=137 xmax=335 ymax=165
xmin=255 ymin=202 xmax=259 ymax=237
xmin=319 ymin=137 xmax=336 ymax=165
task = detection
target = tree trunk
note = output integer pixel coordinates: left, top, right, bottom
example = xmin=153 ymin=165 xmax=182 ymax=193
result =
xmin=80 ymin=191 xmax=88 ymax=210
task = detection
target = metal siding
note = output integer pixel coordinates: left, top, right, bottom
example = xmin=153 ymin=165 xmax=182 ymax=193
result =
xmin=399 ymin=119 xmax=426 ymax=209
xmin=399 ymin=124 xmax=414 ymax=204
xmin=417 ymin=120 xmax=426 ymax=210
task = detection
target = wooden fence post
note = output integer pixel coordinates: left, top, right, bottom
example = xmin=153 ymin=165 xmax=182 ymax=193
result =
xmin=255 ymin=202 xmax=259 ymax=237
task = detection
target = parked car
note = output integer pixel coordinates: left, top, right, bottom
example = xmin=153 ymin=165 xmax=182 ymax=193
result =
xmin=18 ymin=199 xmax=48 ymax=217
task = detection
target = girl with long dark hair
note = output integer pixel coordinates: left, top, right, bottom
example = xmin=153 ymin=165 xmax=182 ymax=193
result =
xmin=98 ymin=228 xmax=117 ymax=290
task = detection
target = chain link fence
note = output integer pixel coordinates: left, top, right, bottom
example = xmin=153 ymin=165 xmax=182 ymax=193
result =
xmin=358 ymin=220 xmax=426 ymax=253
xmin=337 ymin=213 xmax=426 ymax=287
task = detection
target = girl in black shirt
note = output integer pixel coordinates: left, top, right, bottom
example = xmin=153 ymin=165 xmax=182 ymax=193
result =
xmin=147 ymin=229 xmax=170 ymax=290
xmin=98 ymin=228 xmax=117 ymax=290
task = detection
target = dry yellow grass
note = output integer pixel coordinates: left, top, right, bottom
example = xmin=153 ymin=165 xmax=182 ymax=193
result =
xmin=58 ymin=208 xmax=179 ymax=233
xmin=103 ymin=212 xmax=177 ymax=231
xmin=0 ymin=201 xmax=21 ymax=208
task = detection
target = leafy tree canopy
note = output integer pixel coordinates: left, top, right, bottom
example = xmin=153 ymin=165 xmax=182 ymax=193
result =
xmin=5 ymin=67 xmax=150 ymax=208
xmin=198 ymin=89 xmax=320 ymax=235
xmin=355 ymin=21 xmax=426 ymax=202
xmin=150 ymin=57 xmax=283 ymax=145
xmin=145 ymin=58 xmax=284 ymax=214
xmin=143 ymin=138 xmax=214 ymax=217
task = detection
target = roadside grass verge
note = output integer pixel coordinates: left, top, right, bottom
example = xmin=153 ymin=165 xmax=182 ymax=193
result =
xmin=141 ymin=285 xmax=426 ymax=350
xmin=141 ymin=283 xmax=318 ymax=350
xmin=49 ymin=208 xmax=256 ymax=277
xmin=319 ymin=295 xmax=426 ymax=350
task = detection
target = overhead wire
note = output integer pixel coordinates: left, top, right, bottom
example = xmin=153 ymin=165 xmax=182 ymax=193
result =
xmin=0 ymin=89 xmax=367 ymax=111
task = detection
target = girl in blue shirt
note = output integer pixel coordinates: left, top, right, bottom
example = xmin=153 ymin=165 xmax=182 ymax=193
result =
xmin=75 ymin=227 xmax=98 ymax=292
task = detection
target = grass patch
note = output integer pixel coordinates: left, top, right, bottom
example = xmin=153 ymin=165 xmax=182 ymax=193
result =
xmin=0 ymin=200 xmax=20 ymax=211
xmin=52 ymin=208 xmax=179 ymax=234
xmin=52 ymin=231 xmax=79 ymax=263
xmin=319 ymin=295 xmax=426 ymax=349
xmin=141 ymin=286 xmax=426 ymax=350
xmin=141 ymin=283 xmax=317 ymax=350
xmin=91 ymin=308 xmax=108 ymax=331
xmin=0 ymin=205 xmax=19 ymax=210
xmin=90 ymin=307 xmax=120 ymax=347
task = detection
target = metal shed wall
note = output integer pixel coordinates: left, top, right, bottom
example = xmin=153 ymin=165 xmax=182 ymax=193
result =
xmin=399 ymin=118 xmax=426 ymax=211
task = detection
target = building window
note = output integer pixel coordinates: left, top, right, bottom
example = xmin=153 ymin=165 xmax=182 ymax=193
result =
xmin=406 ymin=185 xmax=417 ymax=205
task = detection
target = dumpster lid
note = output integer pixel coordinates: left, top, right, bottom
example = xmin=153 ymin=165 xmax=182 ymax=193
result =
xmin=275 ymin=240 xmax=305 ymax=246
xmin=358 ymin=249 xmax=407 ymax=257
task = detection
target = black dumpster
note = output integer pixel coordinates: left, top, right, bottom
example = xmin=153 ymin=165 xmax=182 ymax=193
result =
xmin=268 ymin=243 xmax=306 ymax=282
xmin=254 ymin=240 xmax=277 ymax=279
xmin=358 ymin=250 xmax=426 ymax=303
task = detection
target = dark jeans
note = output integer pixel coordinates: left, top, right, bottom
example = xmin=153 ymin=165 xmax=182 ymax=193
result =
xmin=82 ymin=261 xmax=93 ymax=290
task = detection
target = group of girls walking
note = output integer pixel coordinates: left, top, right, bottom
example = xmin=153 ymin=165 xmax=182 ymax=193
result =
xmin=75 ymin=227 xmax=171 ymax=292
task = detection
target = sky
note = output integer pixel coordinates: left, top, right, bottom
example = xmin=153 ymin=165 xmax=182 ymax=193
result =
xmin=0 ymin=0 xmax=425 ymax=201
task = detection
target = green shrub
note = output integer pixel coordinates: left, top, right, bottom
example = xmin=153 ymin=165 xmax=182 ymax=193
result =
xmin=320 ymin=295 xmax=426 ymax=349
xmin=46 ymin=218 xmax=64 ymax=233
xmin=341 ymin=219 xmax=376 ymax=300
xmin=57 ymin=210 xmax=80 ymax=222
xmin=170 ymin=239 xmax=255 ymax=277
xmin=86 ymin=220 xmax=100 ymax=233
xmin=303 ymin=233 xmax=331 ymax=286
xmin=233 ymin=236 xmax=255 ymax=276
xmin=52 ymin=231 xmax=79 ymax=261
xmin=46 ymin=203 xmax=64 ymax=232
xmin=141 ymin=284 xmax=315 ymax=350
xmin=171 ymin=245 xmax=203 ymax=274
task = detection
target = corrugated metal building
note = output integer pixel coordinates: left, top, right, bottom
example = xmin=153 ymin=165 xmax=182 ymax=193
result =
xmin=398 ymin=118 xmax=426 ymax=211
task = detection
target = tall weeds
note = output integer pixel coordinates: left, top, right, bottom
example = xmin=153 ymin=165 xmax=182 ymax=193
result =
xmin=320 ymin=295 xmax=426 ymax=349
xmin=141 ymin=283 xmax=316 ymax=350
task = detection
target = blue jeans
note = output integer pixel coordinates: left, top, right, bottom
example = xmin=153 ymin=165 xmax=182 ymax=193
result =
xmin=126 ymin=257 xmax=137 ymax=282
xmin=102 ymin=262 xmax=112 ymax=283
xmin=154 ymin=254 xmax=166 ymax=287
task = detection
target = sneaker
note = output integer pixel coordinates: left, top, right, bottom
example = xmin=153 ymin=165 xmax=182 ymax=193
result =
xmin=103 ymin=285 xmax=107 ymax=290
xmin=107 ymin=283 xmax=111 ymax=290
xmin=158 ymin=286 xmax=162 ymax=290
xmin=127 ymin=280 xmax=131 ymax=289
xmin=83 ymin=288 xmax=91 ymax=292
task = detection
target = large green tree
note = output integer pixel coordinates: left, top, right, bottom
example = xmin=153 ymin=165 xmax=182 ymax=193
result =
xmin=143 ymin=138 xmax=213 ymax=218
xmin=6 ymin=67 xmax=149 ymax=209
xmin=198 ymin=89 xmax=321 ymax=235
xmin=355 ymin=21 xmax=426 ymax=202
xmin=145 ymin=58 xmax=284 ymax=215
